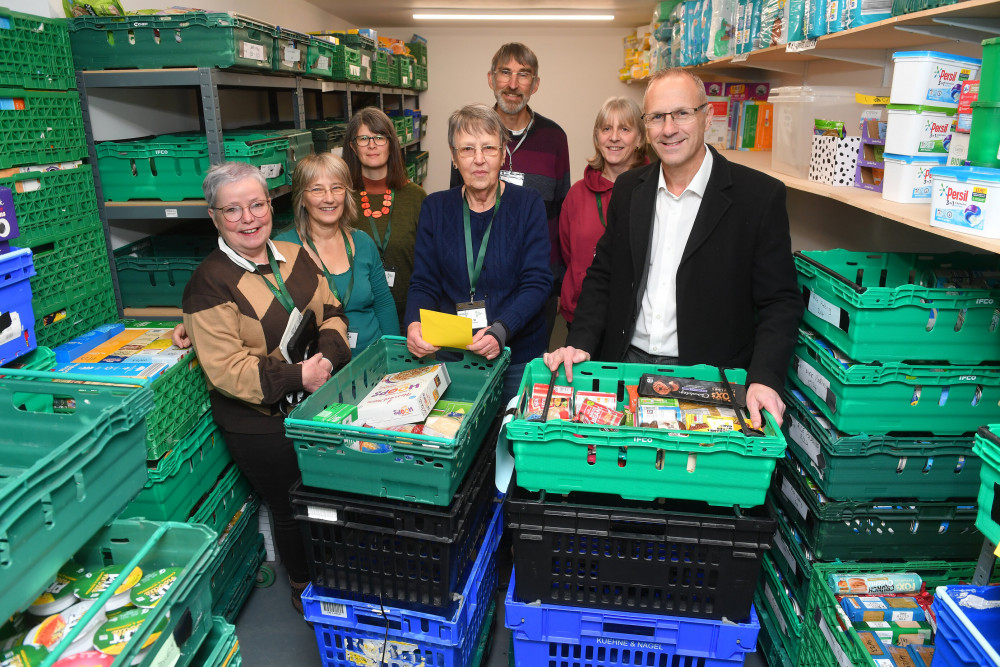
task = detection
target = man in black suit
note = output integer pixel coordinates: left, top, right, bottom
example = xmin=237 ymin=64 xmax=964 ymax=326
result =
xmin=544 ymin=68 xmax=802 ymax=429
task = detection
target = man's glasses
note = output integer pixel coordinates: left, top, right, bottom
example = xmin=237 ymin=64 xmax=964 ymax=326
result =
xmin=641 ymin=104 xmax=709 ymax=127
xmin=213 ymin=200 xmax=270 ymax=223
xmin=353 ymin=134 xmax=388 ymax=147
xmin=456 ymin=145 xmax=501 ymax=159
xmin=493 ymin=68 xmax=534 ymax=84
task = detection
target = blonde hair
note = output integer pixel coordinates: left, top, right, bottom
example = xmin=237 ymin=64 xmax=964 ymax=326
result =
xmin=291 ymin=153 xmax=358 ymax=243
xmin=587 ymin=97 xmax=647 ymax=173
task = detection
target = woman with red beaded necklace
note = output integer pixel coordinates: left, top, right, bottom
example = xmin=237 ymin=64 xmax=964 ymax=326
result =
xmin=342 ymin=107 xmax=427 ymax=330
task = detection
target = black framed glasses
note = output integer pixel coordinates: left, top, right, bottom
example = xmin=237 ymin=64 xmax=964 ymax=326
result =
xmin=213 ymin=199 xmax=270 ymax=223
xmin=353 ymin=134 xmax=389 ymax=147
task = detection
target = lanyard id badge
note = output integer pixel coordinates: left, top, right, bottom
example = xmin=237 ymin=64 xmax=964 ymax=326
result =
xmin=499 ymin=170 xmax=524 ymax=186
xmin=455 ymin=300 xmax=488 ymax=329
xmin=347 ymin=330 xmax=359 ymax=348
xmin=384 ymin=267 xmax=396 ymax=287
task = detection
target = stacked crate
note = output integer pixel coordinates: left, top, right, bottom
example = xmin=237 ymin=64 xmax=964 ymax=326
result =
xmin=0 ymin=8 xmax=116 ymax=349
xmin=285 ymin=337 xmax=508 ymax=667
xmin=769 ymin=249 xmax=998 ymax=664
xmin=503 ymin=360 xmax=781 ymax=666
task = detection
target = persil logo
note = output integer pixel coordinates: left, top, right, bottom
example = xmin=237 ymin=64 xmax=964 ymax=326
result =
xmin=928 ymin=121 xmax=950 ymax=134
xmin=946 ymin=186 xmax=969 ymax=206
xmin=938 ymin=69 xmax=958 ymax=83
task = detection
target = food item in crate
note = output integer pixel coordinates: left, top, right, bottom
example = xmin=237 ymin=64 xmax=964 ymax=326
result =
xmin=92 ymin=608 xmax=165 ymax=655
xmin=840 ymin=595 xmax=927 ymax=623
xmin=422 ymin=400 xmax=473 ymax=439
xmin=857 ymin=631 xmax=893 ymax=660
xmin=679 ymin=402 xmax=745 ymax=432
xmin=29 ymin=562 xmax=87 ymax=617
xmin=53 ymin=324 xmax=125 ymax=363
xmin=860 ymin=620 xmax=933 ymax=645
xmin=907 ymin=644 xmax=934 ymax=666
xmin=312 ymin=402 xmax=358 ymax=424
xmin=637 ymin=397 xmax=682 ymax=429
xmin=574 ymin=390 xmax=617 ymax=413
xmin=62 ymin=0 xmax=124 ymax=17
xmin=829 ymin=572 xmax=923 ymax=595
xmin=51 ymin=651 xmax=115 ymax=665
xmin=576 ymin=399 xmax=624 ymax=426
xmin=356 ymin=363 xmax=451 ymax=427
xmin=130 ymin=568 xmax=181 ymax=608
xmin=72 ymin=566 xmax=142 ymax=612
xmin=638 ymin=373 xmax=747 ymax=407
xmin=0 ymin=644 xmax=48 ymax=665
xmin=525 ymin=383 xmax=573 ymax=421
xmin=23 ymin=601 xmax=106 ymax=654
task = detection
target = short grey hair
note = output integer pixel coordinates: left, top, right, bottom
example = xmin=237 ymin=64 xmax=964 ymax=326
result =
xmin=643 ymin=68 xmax=709 ymax=109
xmin=202 ymin=161 xmax=269 ymax=208
xmin=447 ymin=104 xmax=510 ymax=152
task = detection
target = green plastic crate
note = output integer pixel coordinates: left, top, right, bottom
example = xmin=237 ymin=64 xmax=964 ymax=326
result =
xmin=405 ymin=41 xmax=427 ymax=67
xmin=191 ymin=464 xmax=253 ymax=539
xmin=0 ymin=345 xmax=55 ymax=371
xmin=371 ymin=49 xmax=390 ymax=84
xmin=973 ymin=425 xmax=1000 ymax=545
xmin=29 ymin=223 xmax=112 ymax=316
xmin=891 ymin=0 xmax=958 ymax=15
xmin=388 ymin=53 xmax=402 ymax=87
xmin=757 ymin=553 xmax=804 ymax=664
xmin=323 ymin=31 xmax=374 ymax=51
xmin=189 ymin=616 xmax=241 ymax=667
xmin=507 ymin=360 xmax=786 ymax=507
xmin=121 ymin=411 xmax=231 ymax=522
xmin=754 ymin=591 xmax=795 ymax=667
xmin=0 ymin=9 xmax=75 ymax=90
xmin=273 ymin=27 xmax=308 ymax=74
xmin=795 ymin=250 xmax=1000 ymax=364
xmin=0 ymin=369 xmax=153 ymax=622
xmin=783 ymin=387 xmax=980 ymax=501
xmin=207 ymin=495 xmax=260 ymax=609
xmin=44 ymin=520 xmax=218 ymax=667
xmin=0 ymin=88 xmax=86 ymax=169
xmin=69 ymin=12 xmax=276 ymax=71
xmin=285 ymin=336 xmax=509 ymax=505
xmin=790 ymin=326 xmax=1000 ymax=435
xmin=219 ymin=128 xmax=313 ymax=185
xmin=33 ymin=285 xmax=118 ymax=349
xmin=307 ymin=36 xmax=336 ymax=79
xmin=96 ymin=133 xmax=288 ymax=201
xmin=114 ymin=232 xmax=217 ymax=308
xmin=391 ymin=115 xmax=406 ymax=141
xmin=216 ymin=536 xmax=265 ymax=623
xmin=472 ymin=602 xmax=496 ymax=667
xmin=405 ymin=162 xmax=417 ymax=182
xmin=773 ymin=456 xmax=983 ymax=561
xmin=414 ymin=64 xmax=428 ymax=90
xmin=768 ymin=499 xmax=816 ymax=607
xmin=331 ymin=44 xmax=361 ymax=81
xmin=0 ymin=163 xmax=99 ymax=247
xmin=804 ymin=559 xmax=986 ymax=667
xmin=398 ymin=54 xmax=415 ymax=88
xmin=356 ymin=48 xmax=374 ymax=83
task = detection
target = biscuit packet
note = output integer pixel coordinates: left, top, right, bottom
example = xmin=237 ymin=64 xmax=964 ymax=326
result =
xmin=576 ymin=399 xmax=624 ymax=426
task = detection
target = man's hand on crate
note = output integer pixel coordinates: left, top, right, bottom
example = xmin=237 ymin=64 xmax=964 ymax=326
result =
xmin=543 ymin=346 xmax=591 ymax=383
xmin=746 ymin=382 xmax=784 ymax=429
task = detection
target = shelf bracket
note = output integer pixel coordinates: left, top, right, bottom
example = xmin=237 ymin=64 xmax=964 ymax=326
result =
xmin=972 ymin=537 xmax=997 ymax=586
xmin=293 ymin=78 xmax=306 ymax=130
xmin=199 ymin=67 xmax=224 ymax=166
xmin=729 ymin=60 xmax=808 ymax=75
xmin=932 ymin=16 xmax=1000 ymax=37
xmin=894 ymin=23 xmax=993 ymax=44
xmin=807 ymin=48 xmax=889 ymax=68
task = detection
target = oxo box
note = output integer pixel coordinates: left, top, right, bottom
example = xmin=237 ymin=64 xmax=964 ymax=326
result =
xmin=0 ymin=247 xmax=36 ymax=365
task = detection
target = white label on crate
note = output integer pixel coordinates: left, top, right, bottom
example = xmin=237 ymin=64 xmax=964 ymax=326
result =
xmin=807 ymin=291 xmax=842 ymax=327
xmin=241 ymin=41 xmax=266 ymax=61
xmin=732 ymin=53 xmax=749 ymax=62
xmin=320 ymin=601 xmax=347 ymax=618
xmin=890 ymin=611 xmax=915 ymax=622
xmin=362 ymin=54 xmax=370 ymax=68
xmin=596 ymin=638 xmax=664 ymax=650
xmin=165 ymin=208 xmax=178 ymax=218
xmin=349 ymin=64 xmax=361 ymax=77
xmin=786 ymin=38 xmax=818 ymax=52
xmin=402 ymin=76 xmax=409 ymax=85
xmin=306 ymin=505 xmax=339 ymax=523
xmin=818 ymin=616 xmax=854 ymax=667
xmin=861 ymin=109 xmax=882 ymax=121
xmin=317 ymin=56 xmax=329 ymax=70
xmin=259 ymin=163 xmax=282 ymax=179
xmin=773 ymin=530 xmax=796 ymax=575
xmin=764 ymin=584 xmax=788 ymax=635
xmin=788 ymin=416 xmax=823 ymax=473
xmin=149 ymin=635 xmax=181 ymax=667
xmin=781 ymin=477 xmax=810 ymax=520
xmin=283 ymin=46 xmax=302 ymax=63
xmin=796 ymin=356 xmax=830 ymax=402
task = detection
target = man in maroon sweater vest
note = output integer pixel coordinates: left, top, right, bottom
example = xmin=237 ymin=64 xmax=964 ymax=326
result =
xmin=450 ymin=43 xmax=571 ymax=342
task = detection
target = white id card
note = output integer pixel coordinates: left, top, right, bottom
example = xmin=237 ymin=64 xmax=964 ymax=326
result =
xmin=348 ymin=331 xmax=359 ymax=348
xmin=499 ymin=170 xmax=524 ymax=186
xmin=385 ymin=270 xmax=396 ymax=287
xmin=456 ymin=301 xmax=488 ymax=329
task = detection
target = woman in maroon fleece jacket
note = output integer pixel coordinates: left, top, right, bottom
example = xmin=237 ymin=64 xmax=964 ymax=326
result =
xmin=559 ymin=97 xmax=647 ymax=324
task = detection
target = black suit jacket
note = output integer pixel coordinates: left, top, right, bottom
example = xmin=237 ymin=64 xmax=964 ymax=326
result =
xmin=567 ymin=146 xmax=803 ymax=392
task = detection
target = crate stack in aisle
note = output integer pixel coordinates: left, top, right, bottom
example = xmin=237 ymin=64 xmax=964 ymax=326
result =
xmin=0 ymin=9 xmax=116 ymax=350
xmin=284 ymin=336 xmax=508 ymax=667
xmin=770 ymin=248 xmax=998 ymax=665
xmin=503 ymin=359 xmax=783 ymax=666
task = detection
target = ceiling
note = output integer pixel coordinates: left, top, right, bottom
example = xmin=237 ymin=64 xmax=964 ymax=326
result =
xmin=305 ymin=0 xmax=657 ymax=28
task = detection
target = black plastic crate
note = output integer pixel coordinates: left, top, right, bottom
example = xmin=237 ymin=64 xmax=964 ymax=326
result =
xmin=291 ymin=434 xmax=496 ymax=610
xmin=506 ymin=483 xmax=776 ymax=621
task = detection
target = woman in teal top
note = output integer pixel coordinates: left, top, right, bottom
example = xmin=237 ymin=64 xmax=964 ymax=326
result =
xmin=276 ymin=153 xmax=398 ymax=356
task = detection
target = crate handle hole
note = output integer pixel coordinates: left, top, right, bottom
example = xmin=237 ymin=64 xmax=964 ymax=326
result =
xmin=127 ymin=29 xmax=135 ymax=46
xmin=655 ymin=449 xmax=664 ymax=471
xmin=954 ymin=455 xmax=966 ymax=473
xmin=910 ymin=386 xmax=922 ymax=406
xmin=938 ymin=386 xmax=950 ymax=406
xmin=152 ymin=28 xmax=160 ymax=44
xmin=925 ymin=309 xmax=937 ymax=332
xmin=922 ymin=458 xmax=933 ymax=474
xmin=686 ymin=453 xmax=696 ymax=473
xmin=12 ymin=391 xmax=76 ymax=414
xmin=174 ymin=29 xmax=182 ymax=44
xmin=990 ymin=310 xmax=1000 ymax=333
xmin=954 ymin=309 xmax=967 ymax=332
xmin=896 ymin=457 xmax=907 ymax=474
xmin=972 ymin=385 xmax=983 ymax=406
xmin=105 ymin=30 xmax=114 ymax=46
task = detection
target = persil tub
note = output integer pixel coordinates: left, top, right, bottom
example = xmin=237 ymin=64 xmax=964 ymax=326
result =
xmin=891 ymin=51 xmax=982 ymax=108
xmin=929 ymin=166 xmax=1000 ymax=237
xmin=883 ymin=153 xmax=947 ymax=203
xmin=885 ymin=105 xmax=956 ymax=155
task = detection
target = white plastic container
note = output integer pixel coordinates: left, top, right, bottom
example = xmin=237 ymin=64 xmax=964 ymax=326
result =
xmin=890 ymin=51 xmax=982 ymax=108
xmin=883 ymin=153 xmax=947 ymax=203
xmin=929 ymin=166 xmax=1000 ymax=237
xmin=769 ymin=85 xmax=868 ymax=179
xmin=885 ymin=105 xmax=956 ymax=155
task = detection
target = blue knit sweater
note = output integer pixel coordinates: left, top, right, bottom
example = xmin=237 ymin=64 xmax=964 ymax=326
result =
xmin=405 ymin=183 xmax=552 ymax=364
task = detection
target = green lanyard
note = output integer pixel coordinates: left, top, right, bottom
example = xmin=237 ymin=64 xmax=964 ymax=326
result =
xmin=368 ymin=190 xmax=394 ymax=262
xmin=462 ymin=188 xmax=502 ymax=301
xmin=259 ymin=245 xmax=296 ymax=314
xmin=596 ymin=191 xmax=606 ymax=228
xmin=307 ymin=229 xmax=355 ymax=307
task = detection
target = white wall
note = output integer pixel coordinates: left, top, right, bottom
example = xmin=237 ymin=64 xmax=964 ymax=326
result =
xmin=385 ymin=26 xmax=645 ymax=195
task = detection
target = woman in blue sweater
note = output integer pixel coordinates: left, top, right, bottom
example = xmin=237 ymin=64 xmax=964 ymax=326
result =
xmin=406 ymin=104 xmax=552 ymax=405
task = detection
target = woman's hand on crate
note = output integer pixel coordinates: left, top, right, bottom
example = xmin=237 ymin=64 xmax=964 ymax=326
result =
xmin=746 ymin=382 xmax=785 ymax=429
xmin=172 ymin=323 xmax=192 ymax=349
xmin=406 ymin=321 xmax=440 ymax=358
xmin=301 ymin=353 xmax=334 ymax=393
xmin=543 ymin=346 xmax=591 ymax=383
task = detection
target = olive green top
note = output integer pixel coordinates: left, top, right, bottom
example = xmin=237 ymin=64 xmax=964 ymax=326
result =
xmin=351 ymin=181 xmax=427 ymax=327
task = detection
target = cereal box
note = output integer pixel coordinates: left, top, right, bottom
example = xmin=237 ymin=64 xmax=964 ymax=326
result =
xmin=356 ymin=364 xmax=450 ymax=427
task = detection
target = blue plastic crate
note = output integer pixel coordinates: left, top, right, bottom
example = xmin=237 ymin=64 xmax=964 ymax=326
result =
xmin=505 ymin=569 xmax=760 ymax=667
xmin=932 ymin=584 xmax=1000 ymax=667
xmin=302 ymin=499 xmax=502 ymax=667
xmin=0 ymin=247 xmax=36 ymax=365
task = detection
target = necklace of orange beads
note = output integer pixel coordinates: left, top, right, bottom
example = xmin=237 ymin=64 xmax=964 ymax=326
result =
xmin=360 ymin=189 xmax=393 ymax=218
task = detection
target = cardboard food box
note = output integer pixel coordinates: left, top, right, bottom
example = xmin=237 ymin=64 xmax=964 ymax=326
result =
xmin=840 ymin=596 xmax=926 ymax=623
xmin=422 ymin=400 xmax=473 ymax=439
xmin=312 ymin=402 xmax=358 ymax=425
xmin=356 ymin=363 xmax=450 ymax=427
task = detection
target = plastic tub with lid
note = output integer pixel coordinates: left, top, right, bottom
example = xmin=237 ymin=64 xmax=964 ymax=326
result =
xmin=968 ymin=101 xmax=1000 ymax=168
xmin=929 ymin=166 xmax=1000 ymax=238
xmin=882 ymin=153 xmax=947 ymax=203
xmin=979 ymin=36 xmax=1000 ymax=102
xmin=885 ymin=104 xmax=956 ymax=155
xmin=890 ymin=51 xmax=982 ymax=108
xmin=769 ymin=85 xmax=868 ymax=179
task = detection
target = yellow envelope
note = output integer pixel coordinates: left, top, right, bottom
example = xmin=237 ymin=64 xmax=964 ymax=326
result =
xmin=420 ymin=309 xmax=473 ymax=348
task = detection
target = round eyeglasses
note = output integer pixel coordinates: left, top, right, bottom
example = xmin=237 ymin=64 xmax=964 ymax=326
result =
xmin=213 ymin=199 xmax=270 ymax=223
